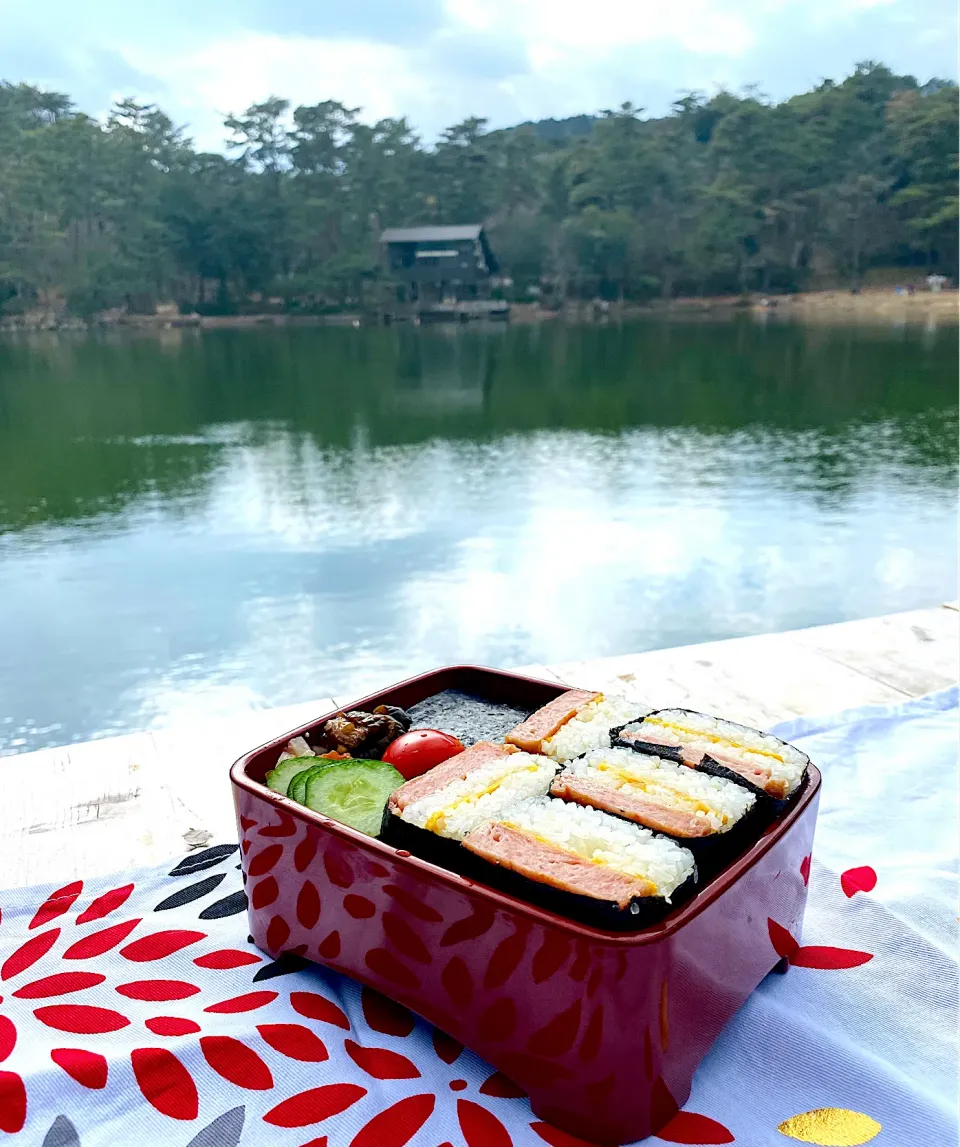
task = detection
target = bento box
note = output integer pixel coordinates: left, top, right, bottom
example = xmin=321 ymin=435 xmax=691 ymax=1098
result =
xmin=230 ymin=666 xmax=821 ymax=1145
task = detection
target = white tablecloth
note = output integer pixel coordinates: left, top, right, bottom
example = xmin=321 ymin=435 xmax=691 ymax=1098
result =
xmin=0 ymin=687 xmax=956 ymax=1146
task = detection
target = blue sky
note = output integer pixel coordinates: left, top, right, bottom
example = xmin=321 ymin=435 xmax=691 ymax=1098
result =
xmin=2 ymin=0 xmax=957 ymax=148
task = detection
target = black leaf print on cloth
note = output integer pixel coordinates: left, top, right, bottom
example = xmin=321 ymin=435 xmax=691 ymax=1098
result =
xmin=168 ymin=844 xmax=239 ymax=878
xmin=198 ymin=889 xmax=248 ymax=919
xmin=42 ymin=1115 xmax=80 ymax=1147
xmin=155 ymin=873 xmax=227 ymax=912
xmin=252 ymin=953 xmax=314 ymax=982
xmin=185 ymin=1105 xmax=245 ymax=1147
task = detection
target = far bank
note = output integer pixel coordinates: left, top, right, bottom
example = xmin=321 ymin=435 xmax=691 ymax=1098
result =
xmin=1 ymin=287 xmax=956 ymax=335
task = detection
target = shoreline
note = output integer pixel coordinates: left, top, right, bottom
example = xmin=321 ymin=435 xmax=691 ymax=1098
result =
xmin=1 ymin=288 xmax=955 ymax=334
xmin=513 ymin=288 xmax=959 ymax=326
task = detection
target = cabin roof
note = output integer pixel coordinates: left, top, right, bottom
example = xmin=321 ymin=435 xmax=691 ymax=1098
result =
xmin=379 ymin=224 xmax=483 ymax=244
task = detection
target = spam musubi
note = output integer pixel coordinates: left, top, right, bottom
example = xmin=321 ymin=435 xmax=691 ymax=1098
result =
xmin=382 ymin=739 xmax=558 ymax=864
xmin=615 ymin=708 xmax=809 ymax=803
xmin=549 ymin=747 xmax=760 ymax=858
xmin=461 ymin=797 xmax=696 ymax=929
xmin=506 ymin=688 xmax=647 ymax=761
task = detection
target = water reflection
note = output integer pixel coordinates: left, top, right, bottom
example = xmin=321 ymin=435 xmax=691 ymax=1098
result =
xmin=0 ymin=321 xmax=956 ymax=754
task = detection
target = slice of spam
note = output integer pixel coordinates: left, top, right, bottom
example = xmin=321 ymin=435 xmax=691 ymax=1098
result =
xmin=462 ymin=821 xmax=656 ymax=909
xmin=504 ymin=689 xmax=601 ymax=753
xmin=388 ymin=739 xmax=517 ymax=813
xmin=549 ymin=773 xmax=715 ymax=838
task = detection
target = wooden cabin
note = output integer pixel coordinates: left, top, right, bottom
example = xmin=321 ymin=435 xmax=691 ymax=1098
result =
xmin=379 ymin=224 xmax=508 ymax=321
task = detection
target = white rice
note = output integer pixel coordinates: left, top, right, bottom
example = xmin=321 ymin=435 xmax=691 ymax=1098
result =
xmin=543 ymin=694 xmax=648 ymax=762
xmin=501 ymin=797 xmax=695 ymax=900
xmin=400 ymin=752 xmax=557 ymax=841
xmin=627 ymin=709 xmax=808 ymax=797
xmin=564 ymin=748 xmax=756 ymax=832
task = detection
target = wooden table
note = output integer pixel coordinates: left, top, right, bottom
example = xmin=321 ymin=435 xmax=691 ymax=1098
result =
xmin=2 ymin=604 xmax=956 ymax=888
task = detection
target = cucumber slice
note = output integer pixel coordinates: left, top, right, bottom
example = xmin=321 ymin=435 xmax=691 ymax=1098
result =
xmin=288 ymin=761 xmax=338 ymax=806
xmin=265 ymin=756 xmax=317 ymax=797
xmin=304 ymin=759 xmax=404 ymax=837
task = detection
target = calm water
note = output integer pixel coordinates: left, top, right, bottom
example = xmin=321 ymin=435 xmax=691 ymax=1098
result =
xmin=0 ymin=320 xmax=956 ymax=755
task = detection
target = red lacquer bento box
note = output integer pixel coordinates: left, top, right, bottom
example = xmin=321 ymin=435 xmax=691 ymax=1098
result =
xmin=230 ymin=666 xmax=820 ymax=1145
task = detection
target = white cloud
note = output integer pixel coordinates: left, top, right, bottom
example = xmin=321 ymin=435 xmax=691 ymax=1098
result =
xmin=123 ymin=32 xmax=429 ymax=150
xmin=449 ymin=0 xmax=756 ymax=54
xmin=3 ymin=0 xmax=955 ymax=145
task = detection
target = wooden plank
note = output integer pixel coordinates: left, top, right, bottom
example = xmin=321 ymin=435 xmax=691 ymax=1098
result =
xmin=549 ymin=635 xmax=910 ymax=731
xmin=0 ymin=733 xmax=182 ymax=888
xmin=151 ymin=699 xmax=338 ymax=853
xmin=789 ymin=608 xmax=958 ymax=698
xmin=504 ymin=663 xmax=567 ymax=685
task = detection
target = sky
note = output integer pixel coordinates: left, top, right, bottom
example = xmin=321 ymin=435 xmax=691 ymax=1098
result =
xmin=1 ymin=0 xmax=956 ymax=149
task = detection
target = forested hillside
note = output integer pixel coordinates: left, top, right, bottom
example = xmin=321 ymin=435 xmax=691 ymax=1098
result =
xmin=0 ymin=62 xmax=955 ymax=316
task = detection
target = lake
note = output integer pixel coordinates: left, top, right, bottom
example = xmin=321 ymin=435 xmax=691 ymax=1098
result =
xmin=0 ymin=319 xmax=956 ymax=756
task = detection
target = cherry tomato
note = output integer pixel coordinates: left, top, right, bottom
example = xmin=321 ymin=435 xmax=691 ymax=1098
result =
xmin=382 ymin=729 xmax=464 ymax=779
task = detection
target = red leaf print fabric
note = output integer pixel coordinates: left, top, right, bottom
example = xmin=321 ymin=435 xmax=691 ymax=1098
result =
xmin=841 ymin=866 xmax=878 ymax=898
xmin=0 ymin=1070 xmax=26 ymax=1133
xmin=50 ymin=1048 xmax=108 ymax=1089
xmin=344 ymin=1039 xmax=421 ymax=1079
xmin=790 ymin=946 xmax=874 ymax=969
xmin=146 ymin=1016 xmax=202 ymax=1037
xmin=767 ymin=919 xmax=873 ymax=969
xmin=257 ymin=1024 xmax=329 ymax=1062
xmin=116 ymin=979 xmax=201 ymax=1001
xmin=200 ymin=1035 xmax=274 ymax=1089
xmin=2 ymin=928 xmax=61 ymax=980
xmin=0 ymin=1017 xmax=16 ymax=1063
xmin=263 ymin=1083 xmax=366 ymax=1128
xmin=34 ymin=1004 xmax=130 ymax=1034
xmin=350 ymin=1094 xmax=437 ymax=1147
xmin=204 ymin=990 xmax=278 ymax=1014
xmin=193 ymin=949 xmax=262 ymax=969
xmin=120 ymin=930 xmax=206 ymax=962
xmin=28 ymin=881 xmax=84 ymax=930
xmin=291 ymin=991 xmax=351 ymax=1029
xmin=131 ymin=1047 xmax=199 ymax=1120
xmin=76 ymin=883 xmax=135 ymax=924
xmin=458 ymin=1098 xmax=513 ymax=1147
xmin=767 ymin=918 xmax=800 ymax=961
xmin=13 ymin=971 xmax=105 ymax=998
xmin=62 ymin=918 xmax=141 ymax=959
xmin=656 ymin=1111 xmax=736 ymax=1143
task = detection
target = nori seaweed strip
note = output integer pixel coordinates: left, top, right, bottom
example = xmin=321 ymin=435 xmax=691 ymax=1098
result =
xmin=610 ymin=722 xmax=687 ymax=765
xmin=458 ymin=849 xmax=699 ymax=932
xmin=380 ymin=811 xmax=476 ymax=876
xmin=406 ymin=689 xmax=533 ymax=747
xmin=694 ymin=754 xmax=786 ymax=814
